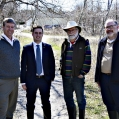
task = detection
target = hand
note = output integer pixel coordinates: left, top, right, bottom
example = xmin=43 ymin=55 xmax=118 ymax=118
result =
xmin=22 ymin=84 xmax=27 ymax=90
xmin=78 ymin=74 xmax=84 ymax=78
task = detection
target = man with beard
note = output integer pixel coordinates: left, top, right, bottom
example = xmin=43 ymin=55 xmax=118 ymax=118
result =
xmin=95 ymin=19 xmax=119 ymax=119
xmin=60 ymin=21 xmax=91 ymax=119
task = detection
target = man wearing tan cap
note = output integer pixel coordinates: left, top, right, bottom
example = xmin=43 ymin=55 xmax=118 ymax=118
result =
xmin=60 ymin=21 xmax=91 ymax=119
xmin=95 ymin=19 xmax=119 ymax=119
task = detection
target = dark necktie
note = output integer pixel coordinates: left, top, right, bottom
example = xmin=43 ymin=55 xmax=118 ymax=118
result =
xmin=36 ymin=45 xmax=42 ymax=75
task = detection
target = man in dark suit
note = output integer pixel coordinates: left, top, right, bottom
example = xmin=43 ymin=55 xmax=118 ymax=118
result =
xmin=20 ymin=26 xmax=55 ymax=119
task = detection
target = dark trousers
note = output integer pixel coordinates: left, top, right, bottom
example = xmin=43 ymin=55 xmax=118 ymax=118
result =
xmin=26 ymin=77 xmax=51 ymax=119
xmin=63 ymin=76 xmax=86 ymax=119
xmin=63 ymin=77 xmax=86 ymax=109
xmin=100 ymin=73 xmax=119 ymax=114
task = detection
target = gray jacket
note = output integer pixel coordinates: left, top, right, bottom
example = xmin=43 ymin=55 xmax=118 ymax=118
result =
xmin=0 ymin=36 xmax=20 ymax=79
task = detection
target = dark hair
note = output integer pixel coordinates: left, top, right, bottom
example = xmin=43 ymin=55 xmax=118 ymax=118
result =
xmin=31 ymin=25 xmax=43 ymax=33
xmin=3 ymin=18 xmax=16 ymax=26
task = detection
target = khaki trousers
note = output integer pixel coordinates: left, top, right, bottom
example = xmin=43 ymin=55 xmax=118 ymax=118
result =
xmin=0 ymin=78 xmax=18 ymax=119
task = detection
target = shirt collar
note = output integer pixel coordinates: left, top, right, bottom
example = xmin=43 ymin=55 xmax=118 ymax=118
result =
xmin=107 ymin=39 xmax=115 ymax=44
xmin=2 ymin=33 xmax=15 ymax=41
xmin=33 ymin=41 xmax=42 ymax=47
xmin=2 ymin=33 xmax=15 ymax=46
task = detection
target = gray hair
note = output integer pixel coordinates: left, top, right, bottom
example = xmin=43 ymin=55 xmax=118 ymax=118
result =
xmin=105 ymin=19 xmax=118 ymax=27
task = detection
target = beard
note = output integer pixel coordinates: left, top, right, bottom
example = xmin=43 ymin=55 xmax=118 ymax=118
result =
xmin=106 ymin=29 xmax=118 ymax=38
xmin=68 ymin=31 xmax=79 ymax=41
xmin=107 ymin=32 xmax=114 ymax=38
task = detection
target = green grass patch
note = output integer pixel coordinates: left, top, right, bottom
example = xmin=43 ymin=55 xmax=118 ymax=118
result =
xmin=16 ymin=36 xmax=32 ymax=54
xmin=52 ymin=45 xmax=61 ymax=50
xmin=21 ymin=29 xmax=31 ymax=33
xmin=46 ymin=38 xmax=62 ymax=56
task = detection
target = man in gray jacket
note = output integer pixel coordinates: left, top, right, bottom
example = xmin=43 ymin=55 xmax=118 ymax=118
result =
xmin=0 ymin=18 xmax=20 ymax=119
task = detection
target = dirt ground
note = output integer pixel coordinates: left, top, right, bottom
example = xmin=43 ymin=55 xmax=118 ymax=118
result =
xmin=14 ymin=70 xmax=69 ymax=119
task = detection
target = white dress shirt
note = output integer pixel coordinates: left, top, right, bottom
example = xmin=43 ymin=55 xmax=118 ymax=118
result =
xmin=33 ymin=42 xmax=44 ymax=75
xmin=2 ymin=33 xmax=15 ymax=46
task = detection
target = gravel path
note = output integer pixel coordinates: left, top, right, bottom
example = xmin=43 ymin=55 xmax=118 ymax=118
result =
xmin=14 ymin=69 xmax=68 ymax=119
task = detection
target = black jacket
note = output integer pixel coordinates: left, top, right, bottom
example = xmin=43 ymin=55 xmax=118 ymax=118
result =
xmin=95 ymin=32 xmax=119 ymax=82
xmin=20 ymin=42 xmax=55 ymax=87
xmin=60 ymin=35 xmax=91 ymax=77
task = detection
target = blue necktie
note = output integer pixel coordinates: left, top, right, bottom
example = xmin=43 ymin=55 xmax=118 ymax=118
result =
xmin=36 ymin=45 xmax=42 ymax=75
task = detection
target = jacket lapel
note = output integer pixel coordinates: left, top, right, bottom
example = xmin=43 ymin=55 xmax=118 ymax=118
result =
xmin=42 ymin=42 xmax=46 ymax=65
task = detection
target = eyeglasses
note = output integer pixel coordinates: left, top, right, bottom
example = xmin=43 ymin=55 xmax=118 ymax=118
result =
xmin=105 ymin=24 xmax=117 ymax=29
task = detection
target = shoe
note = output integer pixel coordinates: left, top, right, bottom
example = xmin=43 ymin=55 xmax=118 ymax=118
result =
xmin=79 ymin=109 xmax=85 ymax=119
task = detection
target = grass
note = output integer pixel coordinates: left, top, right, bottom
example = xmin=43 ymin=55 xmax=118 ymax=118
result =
xmin=18 ymin=36 xmax=32 ymax=47
xmin=17 ymin=36 xmax=32 ymax=55
xmin=47 ymin=38 xmax=61 ymax=49
xmin=21 ymin=29 xmax=31 ymax=33
xmin=16 ymin=34 xmax=109 ymax=119
xmin=84 ymin=36 xmax=108 ymax=119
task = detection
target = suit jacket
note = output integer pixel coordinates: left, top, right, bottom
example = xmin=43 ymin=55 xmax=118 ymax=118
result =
xmin=20 ymin=42 xmax=55 ymax=87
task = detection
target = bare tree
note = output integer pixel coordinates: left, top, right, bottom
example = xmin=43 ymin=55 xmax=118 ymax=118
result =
xmin=0 ymin=0 xmax=64 ymax=24
xmin=0 ymin=0 xmax=62 ymax=13
xmin=99 ymin=0 xmax=113 ymax=39
xmin=69 ymin=0 xmax=118 ymax=37
xmin=1 ymin=0 xmax=118 ymax=37
xmin=78 ymin=0 xmax=87 ymax=25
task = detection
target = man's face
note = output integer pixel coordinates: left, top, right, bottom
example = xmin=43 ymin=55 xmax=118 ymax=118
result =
xmin=105 ymin=21 xmax=118 ymax=38
xmin=66 ymin=27 xmax=79 ymax=41
xmin=3 ymin=23 xmax=15 ymax=39
xmin=32 ymin=28 xmax=43 ymax=43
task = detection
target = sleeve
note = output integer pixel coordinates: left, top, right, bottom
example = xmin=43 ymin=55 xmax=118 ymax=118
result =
xmin=80 ymin=39 xmax=91 ymax=75
xmin=49 ymin=45 xmax=55 ymax=80
xmin=59 ymin=43 xmax=63 ymax=71
xmin=95 ymin=41 xmax=101 ymax=82
xmin=20 ymin=47 xmax=27 ymax=83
